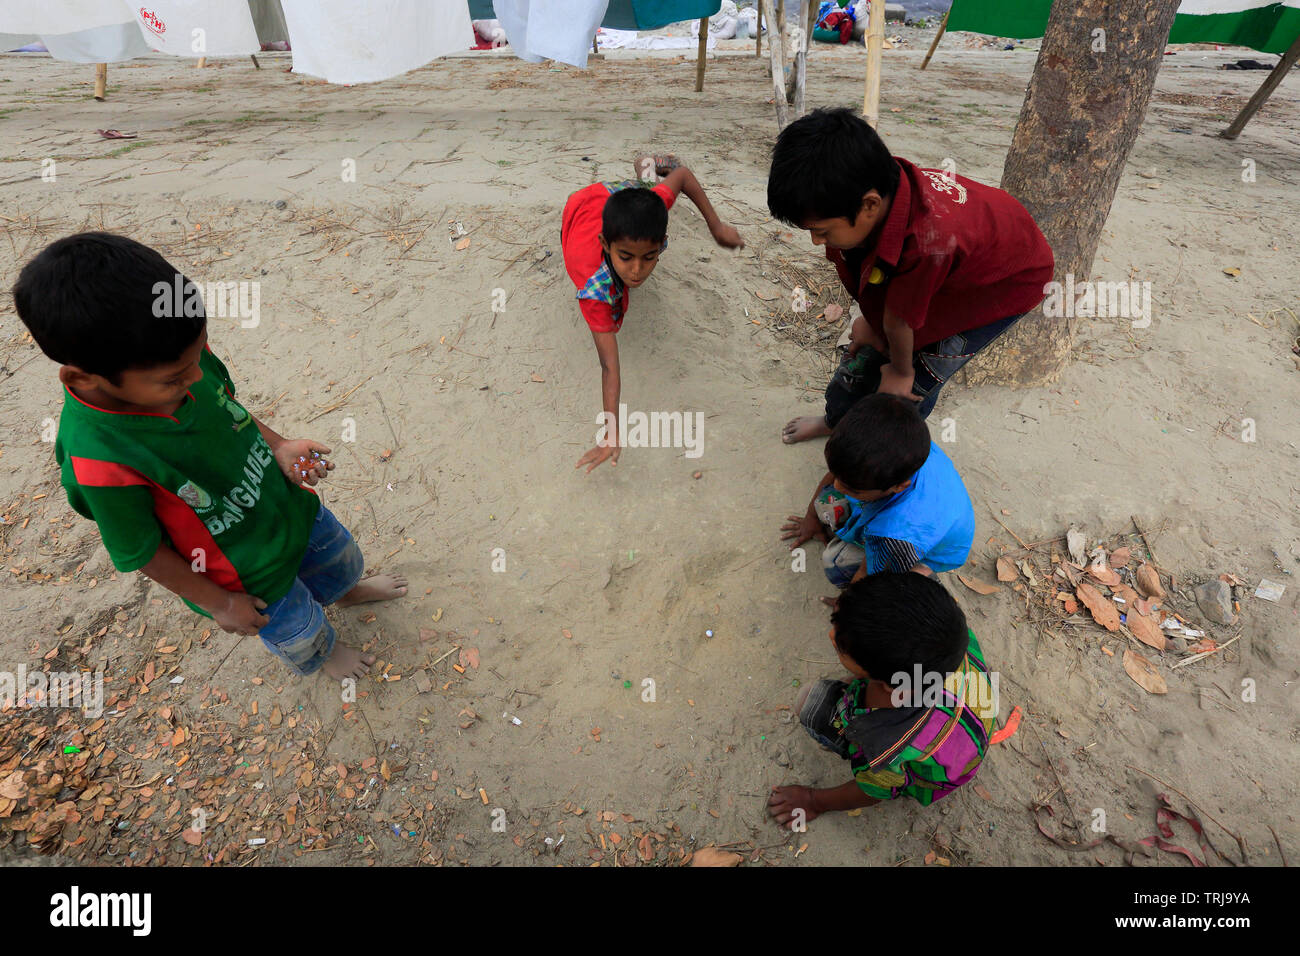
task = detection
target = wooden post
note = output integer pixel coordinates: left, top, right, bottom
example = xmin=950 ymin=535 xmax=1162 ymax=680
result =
xmin=756 ymin=7 xmax=762 ymax=56
xmin=863 ymin=0 xmax=885 ymax=126
xmin=785 ymin=0 xmax=815 ymax=102
xmin=695 ymin=17 xmax=709 ymax=91
xmin=762 ymin=0 xmax=789 ymax=129
xmin=593 ymin=34 xmax=599 ymax=55
xmin=920 ymin=10 xmax=949 ymax=70
xmin=791 ymin=0 xmax=810 ymax=117
xmin=93 ymin=63 xmax=107 ymax=101
xmin=1220 ymin=32 xmax=1300 ymax=139
xmin=196 ymin=56 xmax=207 ymax=68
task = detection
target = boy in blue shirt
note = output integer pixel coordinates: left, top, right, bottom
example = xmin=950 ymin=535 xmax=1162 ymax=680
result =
xmin=782 ymin=393 xmax=974 ymax=588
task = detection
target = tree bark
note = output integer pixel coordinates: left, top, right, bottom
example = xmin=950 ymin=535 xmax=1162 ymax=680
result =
xmin=790 ymin=0 xmax=810 ymax=115
xmin=961 ymin=0 xmax=1181 ymax=387
xmin=763 ymin=0 xmax=790 ymax=129
xmin=785 ymin=0 xmax=815 ymax=103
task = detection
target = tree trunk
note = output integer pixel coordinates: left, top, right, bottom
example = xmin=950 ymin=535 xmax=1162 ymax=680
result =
xmin=763 ymin=0 xmax=790 ymax=129
xmin=785 ymin=0 xmax=815 ymax=103
xmin=961 ymin=0 xmax=1181 ymax=387
xmin=790 ymin=0 xmax=811 ymax=114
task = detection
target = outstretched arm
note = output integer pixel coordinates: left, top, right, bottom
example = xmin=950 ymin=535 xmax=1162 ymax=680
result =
xmin=576 ymin=330 xmax=622 ymax=473
xmin=660 ymin=166 xmax=744 ymax=249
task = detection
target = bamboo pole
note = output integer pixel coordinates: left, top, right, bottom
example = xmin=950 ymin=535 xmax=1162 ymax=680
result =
xmin=695 ymin=17 xmax=709 ymax=91
xmin=920 ymin=10 xmax=949 ymax=70
xmin=93 ymin=62 xmax=107 ymax=100
xmin=1220 ymin=32 xmax=1300 ymax=139
xmin=762 ymin=0 xmax=789 ymax=129
xmin=863 ymin=0 xmax=885 ymax=126
xmin=792 ymin=0 xmax=810 ymax=117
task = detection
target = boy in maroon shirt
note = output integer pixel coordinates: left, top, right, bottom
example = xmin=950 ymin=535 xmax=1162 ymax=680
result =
xmin=768 ymin=108 xmax=1054 ymax=443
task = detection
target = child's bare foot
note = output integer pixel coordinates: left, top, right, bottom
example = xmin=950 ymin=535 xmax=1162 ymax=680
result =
xmin=337 ymin=572 xmax=408 ymax=607
xmin=782 ymin=415 xmax=832 ymax=444
xmin=322 ymin=644 xmax=377 ymax=681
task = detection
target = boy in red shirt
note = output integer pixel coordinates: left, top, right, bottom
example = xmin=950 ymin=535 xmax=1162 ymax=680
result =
xmin=563 ymin=155 xmax=744 ymax=472
xmin=767 ymin=108 xmax=1054 ymax=443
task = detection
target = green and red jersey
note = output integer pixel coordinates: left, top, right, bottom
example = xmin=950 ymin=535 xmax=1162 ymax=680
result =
xmin=54 ymin=346 xmax=320 ymax=616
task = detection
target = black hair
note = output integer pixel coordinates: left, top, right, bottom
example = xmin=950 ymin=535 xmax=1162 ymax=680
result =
xmin=824 ymin=392 xmax=930 ymax=491
xmin=602 ymin=187 xmax=669 ymax=245
xmin=831 ymin=572 xmax=969 ymax=681
xmin=12 ymin=232 xmax=206 ymax=383
xmin=767 ymin=107 xmax=899 ymax=226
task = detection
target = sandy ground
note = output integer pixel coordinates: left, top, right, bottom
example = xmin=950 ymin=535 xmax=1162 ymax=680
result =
xmin=0 ymin=37 xmax=1296 ymax=867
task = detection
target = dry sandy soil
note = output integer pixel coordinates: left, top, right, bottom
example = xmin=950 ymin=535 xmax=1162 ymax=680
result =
xmin=0 ymin=35 xmax=1296 ymax=867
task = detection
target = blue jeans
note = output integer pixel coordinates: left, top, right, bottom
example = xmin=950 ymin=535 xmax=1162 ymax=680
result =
xmin=258 ymin=505 xmax=364 ymax=675
xmin=824 ymin=312 xmax=1025 ymax=427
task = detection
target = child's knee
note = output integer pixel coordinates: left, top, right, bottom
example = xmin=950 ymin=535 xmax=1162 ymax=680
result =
xmin=823 ymin=540 xmax=864 ymax=589
xmin=259 ymin=585 xmax=336 ymax=675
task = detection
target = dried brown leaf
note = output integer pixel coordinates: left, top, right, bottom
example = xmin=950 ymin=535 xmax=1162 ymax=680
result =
xmin=1123 ymin=649 xmax=1167 ymax=694
xmin=1135 ymin=564 xmax=1165 ymax=600
xmin=690 ymin=846 xmax=741 ymax=867
xmin=1076 ymin=582 xmax=1120 ymax=631
xmin=1126 ymin=610 xmax=1169 ymax=652
xmin=957 ymin=574 xmax=1001 ymax=595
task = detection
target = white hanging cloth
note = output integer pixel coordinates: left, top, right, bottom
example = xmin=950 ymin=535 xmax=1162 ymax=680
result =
xmin=278 ymin=0 xmax=475 ymax=84
xmin=492 ymin=0 xmax=611 ymax=68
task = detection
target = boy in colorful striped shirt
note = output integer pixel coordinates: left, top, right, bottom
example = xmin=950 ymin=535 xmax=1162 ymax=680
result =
xmin=13 ymin=233 xmax=406 ymax=681
xmin=769 ymin=572 xmax=996 ymax=826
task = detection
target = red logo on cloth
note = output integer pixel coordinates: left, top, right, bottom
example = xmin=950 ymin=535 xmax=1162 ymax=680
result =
xmin=139 ymin=8 xmax=166 ymax=36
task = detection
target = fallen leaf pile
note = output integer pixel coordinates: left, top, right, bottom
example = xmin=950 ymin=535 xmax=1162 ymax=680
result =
xmin=958 ymin=524 xmax=1238 ymax=695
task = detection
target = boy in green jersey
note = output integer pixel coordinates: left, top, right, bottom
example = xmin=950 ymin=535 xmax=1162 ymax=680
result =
xmin=13 ymin=233 xmax=406 ymax=680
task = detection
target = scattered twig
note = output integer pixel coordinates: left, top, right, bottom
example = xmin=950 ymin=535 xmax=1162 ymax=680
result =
xmin=1131 ymin=515 xmax=1161 ymax=567
xmin=1268 ymin=825 xmax=1289 ymax=867
xmin=1170 ymin=634 xmax=1239 ymax=669
xmin=1125 ymin=764 xmax=1249 ymax=863
xmin=206 ymin=635 xmax=248 ymax=682
xmin=986 ymin=506 xmax=1029 ymax=550
xmin=307 ymin=377 xmax=372 ymax=422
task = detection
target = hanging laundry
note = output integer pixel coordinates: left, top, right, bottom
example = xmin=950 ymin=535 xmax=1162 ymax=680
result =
xmin=130 ymin=2 xmax=260 ymax=58
xmin=492 ymin=0 xmax=611 ymax=69
xmin=278 ymin=0 xmax=475 ymax=84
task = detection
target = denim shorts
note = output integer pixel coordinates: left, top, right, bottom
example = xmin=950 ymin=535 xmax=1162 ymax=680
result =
xmin=822 ymin=538 xmax=865 ymax=590
xmin=258 ymin=504 xmax=364 ymax=676
xmin=799 ymin=679 xmax=852 ymax=757
xmin=824 ymin=312 xmax=1025 ymax=426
